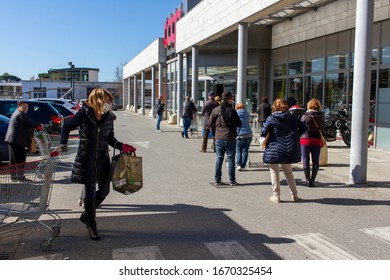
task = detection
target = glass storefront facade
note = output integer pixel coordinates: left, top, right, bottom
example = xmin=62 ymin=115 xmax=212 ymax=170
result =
xmin=271 ymin=20 xmax=390 ymax=148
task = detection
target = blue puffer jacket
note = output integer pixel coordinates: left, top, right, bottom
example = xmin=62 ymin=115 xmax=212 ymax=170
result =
xmin=236 ymin=109 xmax=252 ymax=137
xmin=261 ymin=111 xmax=306 ymax=164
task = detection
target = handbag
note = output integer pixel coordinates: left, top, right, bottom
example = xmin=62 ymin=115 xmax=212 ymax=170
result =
xmin=312 ymin=116 xmax=328 ymax=166
xmin=110 ymin=150 xmax=143 ymax=195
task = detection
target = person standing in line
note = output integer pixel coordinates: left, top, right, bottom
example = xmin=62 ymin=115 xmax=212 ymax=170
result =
xmin=155 ymin=96 xmax=165 ymax=132
xmin=181 ymin=96 xmax=197 ymax=138
xmin=58 ymin=88 xmax=136 ymax=241
xmin=208 ymin=92 xmax=242 ymax=186
xmin=300 ymin=98 xmax=324 ymax=187
xmin=235 ymin=103 xmax=252 ymax=171
xmin=200 ymin=91 xmax=219 ymax=152
xmin=261 ymin=98 xmax=306 ymax=203
xmin=5 ymin=100 xmax=42 ymax=180
xmin=256 ymin=96 xmax=271 ymax=127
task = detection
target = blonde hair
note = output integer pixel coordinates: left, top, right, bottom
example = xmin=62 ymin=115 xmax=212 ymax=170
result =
xmin=307 ymin=98 xmax=321 ymax=111
xmin=87 ymin=88 xmax=113 ymax=115
xmin=272 ymin=98 xmax=288 ymax=112
xmin=236 ymin=103 xmax=245 ymax=110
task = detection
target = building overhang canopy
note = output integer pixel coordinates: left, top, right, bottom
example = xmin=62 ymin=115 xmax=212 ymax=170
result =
xmin=123 ymin=38 xmax=166 ymax=79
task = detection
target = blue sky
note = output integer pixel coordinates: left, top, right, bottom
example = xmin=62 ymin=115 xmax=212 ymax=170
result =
xmin=0 ymin=0 xmax=180 ymax=82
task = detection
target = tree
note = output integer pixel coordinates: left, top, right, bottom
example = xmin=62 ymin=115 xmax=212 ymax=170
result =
xmin=0 ymin=72 xmax=21 ymax=82
xmin=114 ymin=61 xmax=127 ymax=82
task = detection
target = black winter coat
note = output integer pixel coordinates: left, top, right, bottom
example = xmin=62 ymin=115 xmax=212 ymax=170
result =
xmin=60 ymin=105 xmax=123 ymax=184
xmin=261 ymin=111 xmax=306 ymax=164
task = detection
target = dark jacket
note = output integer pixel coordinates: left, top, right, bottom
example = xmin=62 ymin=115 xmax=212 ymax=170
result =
xmin=300 ymin=110 xmax=324 ymax=140
xmin=208 ymin=102 xmax=242 ymax=140
xmin=261 ymin=111 xmax=306 ymax=164
xmin=202 ymin=99 xmax=219 ymax=129
xmin=60 ymin=104 xmax=123 ymax=184
xmin=257 ymin=102 xmax=271 ymax=123
xmin=155 ymin=99 xmax=164 ymax=115
xmin=182 ymin=100 xmax=197 ymax=121
xmin=5 ymin=109 xmax=38 ymax=147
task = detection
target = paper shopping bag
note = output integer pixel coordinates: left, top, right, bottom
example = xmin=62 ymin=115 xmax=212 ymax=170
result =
xmin=111 ymin=152 xmax=143 ymax=195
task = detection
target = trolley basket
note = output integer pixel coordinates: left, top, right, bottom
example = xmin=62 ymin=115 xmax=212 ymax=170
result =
xmin=0 ymin=155 xmax=61 ymax=251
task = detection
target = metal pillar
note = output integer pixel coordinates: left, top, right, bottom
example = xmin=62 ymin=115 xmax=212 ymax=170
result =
xmin=151 ymin=65 xmax=156 ymax=118
xmin=237 ymin=22 xmax=248 ymax=105
xmin=177 ymin=53 xmax=183 ymax=127
xmin=349 ymin=0 xmax=374 ymax=184
xmin=133 ymin=75 xmax=137 ymax=113
xmin=141 ymin=71 xmax=145 ymax=116
xmin=127 ymin=77 xmax=131 ymax=110
xmin=191 ymin=46 xmax=199 ymax=105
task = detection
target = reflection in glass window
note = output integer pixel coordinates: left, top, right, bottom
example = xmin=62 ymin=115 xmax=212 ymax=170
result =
xmin=327 ymin=54 xmax=347 ymax=70
xmin=289 ymin=61 xmax=303 ymax=75
xmin=381 ymin=46 xmax=390 ymax=65
xmin=274 ymin=64 xmax=287 ymax=77
xmin=273 ymin=78 xmax=286 ymax=99
xmin=288 ymin=77 xmax=303 ymax=105
xmin=305 ymin=75 xmax=323 ymax=107
xmin=325 ymin=73 xmax=347 ymax=112
xmin=306 ymin=57 xmax=324 ymax=73
xmin=379 ymin=69 xmax=390 ymax=88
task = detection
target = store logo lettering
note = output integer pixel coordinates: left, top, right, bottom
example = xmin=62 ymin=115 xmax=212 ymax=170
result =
xmin=164 ymin=9 xmax=183 ymax=50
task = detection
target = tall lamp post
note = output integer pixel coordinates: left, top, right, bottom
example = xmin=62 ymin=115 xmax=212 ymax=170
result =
xmin=68 ymin=61 xmax=75 ymax=100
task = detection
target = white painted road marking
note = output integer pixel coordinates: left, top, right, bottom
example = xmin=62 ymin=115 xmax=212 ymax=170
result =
xmin=112 ymin=246 xmax=164 ymax=260
xmin=361 ymin=226 xmax=390 ymax=245
xmin=205 ymin=240 xmax=264 ymax=260
xmin=285 ymin=232 xmax=361 ymax=260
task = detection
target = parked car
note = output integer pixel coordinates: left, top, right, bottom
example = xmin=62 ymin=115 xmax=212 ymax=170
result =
xmin=0 ymin=114 xmax=10 ymax=163
xmin=31 ymin=98 xmax=80 ymax=114
xmin=78 ymin=98 xmax=87 ymax=107
xmin=0 ymin=100 xmax=63 ymax=134
xmin=49 ymin=103 xmax=75 ymax=124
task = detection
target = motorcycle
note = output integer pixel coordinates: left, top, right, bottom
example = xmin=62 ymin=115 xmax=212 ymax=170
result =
xmin=323 ymin=104 xmax=351 ymax=147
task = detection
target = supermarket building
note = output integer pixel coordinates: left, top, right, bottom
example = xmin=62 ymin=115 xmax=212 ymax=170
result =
xmin=123 ymin=0 xmax=390 ymax=149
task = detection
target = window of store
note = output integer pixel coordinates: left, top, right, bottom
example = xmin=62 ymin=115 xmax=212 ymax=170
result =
xmin=327 ymin=54 xmax=347 ymax=71
xmin=304 ymin=75 xmax=324 ymax=108
xmin=381 ymin=46 xmax=390 ymax=65
xmin=306 ymin=57 xmax=324 ymax=73
xmin=325 ymin=73 xmax=347 ymax=113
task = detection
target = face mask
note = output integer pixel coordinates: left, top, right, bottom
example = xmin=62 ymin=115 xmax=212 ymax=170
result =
xmin=103 ymin=103 xmax=112 ymax=113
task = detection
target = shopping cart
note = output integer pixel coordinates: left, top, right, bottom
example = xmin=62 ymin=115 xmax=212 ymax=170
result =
xmin=33 ymin=128 xmax=79 ymax=169
xmin=33 ymin=128 xmax=85 ymax=207
xmin=0 ymin=154 xmax=60 ymax=251
xmin=189 ymin=113 xmax=199 ymax=138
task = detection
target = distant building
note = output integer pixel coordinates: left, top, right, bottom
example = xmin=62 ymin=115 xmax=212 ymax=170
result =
xmin=48 ymin=67 xmax=99 ymax=82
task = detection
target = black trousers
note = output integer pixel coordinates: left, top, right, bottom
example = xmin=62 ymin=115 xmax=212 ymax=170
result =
xmin=8 ymin=143 xmax=26 ymax=165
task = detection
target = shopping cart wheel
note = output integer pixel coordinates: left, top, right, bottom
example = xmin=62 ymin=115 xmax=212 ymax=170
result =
xmin=52 ymin=225 xmax=61 ymax=237
xmin=40 ymin=238 xmax=52 ymax=251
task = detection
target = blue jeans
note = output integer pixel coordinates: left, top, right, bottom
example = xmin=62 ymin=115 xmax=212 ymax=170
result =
xmin=236 ymin=137 xmax=252 ymax=168
xmin=301 ymin=145 xmax=321 ymax=170
xmin=215 ymin=139 xmax=236 ymax=183
xmin=156 ymin=112 xmax=162 ymax=130
xmin=182 ymin=117 xmax=191 ymax=138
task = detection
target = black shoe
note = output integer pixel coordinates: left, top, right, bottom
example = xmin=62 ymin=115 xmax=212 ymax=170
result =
xmin=230 ymin=181 xmax=239 ymax=186
xmin=214 ymin=181 xmax=225 ymax=186
xmin=200 ymin=149 xmax=206 ymax=153
xmin=88 ymin=227 xmax=100 ymax=241
xmin=181 ymin=132 xmax=184 ymax=138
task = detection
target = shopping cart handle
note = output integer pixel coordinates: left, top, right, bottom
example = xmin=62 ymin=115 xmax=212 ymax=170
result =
xmin=49 ymin=151 xmax=59 ymax=157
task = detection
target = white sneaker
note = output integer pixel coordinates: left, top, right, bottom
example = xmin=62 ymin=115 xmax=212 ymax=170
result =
xmin=237 ymin=166 xmax=242 ymax=171
xmin=156 ymin=129 xmax=162 ymax=132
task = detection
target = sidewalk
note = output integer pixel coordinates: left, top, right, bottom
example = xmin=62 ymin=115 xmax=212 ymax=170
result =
xmin=159 ymin=116 xmax=390 ymax=197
